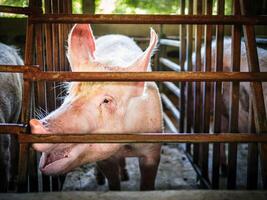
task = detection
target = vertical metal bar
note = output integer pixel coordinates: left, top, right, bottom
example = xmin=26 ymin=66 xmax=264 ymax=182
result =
xmin=40 ymin=0 xmax=52 ymax=192
xmin=212 ymin=0 xmax=225 ymax=189
xmin=247 ymin=100 xmax=258 ymax=189
xmin=28 ymin=0 xmax=44 ymax=192
xmin=17 ymin=0 xmax=35 ymax=190
xmin=201 ymin=0 xmax=213 ymax=184
xmin=227 ymin=0 xmax=241 ymax=189
xmin=193 ymin=0 xmax=203 ymax=168
xmin=49 ymin=0 xmax=61 ymax=191
xmin=185 ymin=0 xmax=194 ymax=153
xmin=179 ymin=0 xmax=186 ymax=133
xmin=240 ymin=0 xmax=267 ymax=189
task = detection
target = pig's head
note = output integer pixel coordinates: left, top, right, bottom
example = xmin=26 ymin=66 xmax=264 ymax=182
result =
xmin=30 ymin=24 xmax=159 ymax=175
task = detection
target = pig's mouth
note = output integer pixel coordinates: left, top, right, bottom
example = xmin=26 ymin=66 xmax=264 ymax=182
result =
xmin=39 ymin=147 xmax=72 ymax=174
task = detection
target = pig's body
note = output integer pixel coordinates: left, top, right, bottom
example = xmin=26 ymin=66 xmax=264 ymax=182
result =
xmin=30 ymin=25 xmax=163 ymax=190
xmin=0 ymin=42 xmax=23 ymax=191
xmin=195 ymin=38 xmax=267 ymax=175
xmin=208 ymin=38 xmax=267 ymax=133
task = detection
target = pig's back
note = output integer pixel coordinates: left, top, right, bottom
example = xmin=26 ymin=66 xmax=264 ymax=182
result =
xmin=95 ymin=35 xmax=143 ymax=67
xmin=0 ymin=43 xmax=23 ymax=123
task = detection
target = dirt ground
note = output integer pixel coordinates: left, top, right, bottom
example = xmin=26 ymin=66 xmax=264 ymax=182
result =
xmin=63 ymin=144 xmax=198 ymax=191
xmin=62 ymin=143 xmax=259 ymax=191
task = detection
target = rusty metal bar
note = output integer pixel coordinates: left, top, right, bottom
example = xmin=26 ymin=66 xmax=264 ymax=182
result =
xmin=185 ymin=0 xmax=194 ymax=154
xmin=0 ymin=5 xmax=32 ymax=15
xmin=28 ymin=14 xmax=267 ymax=25
xmin=0 ymin=124 xmax=26 ymax=134
xmin=18 ymin=133 xmax=267 ymax=143
xmin=179 ymin=0 xmax=186 ymax=134
xmin=1 ymin=66 xmax=266 ymax=82
xmin=201 ymin=0 xmax=213 ymax=185
xmin=193 ymin=0 xmax=203 ymax=166
xmin=212 ymin=0 xmax=225 ymax=189
xmin=227 ymin=0 xmax=242 ymax=190
xmin=21 ymin=71 xmax=267 ymax=82
xmin=240 ymin=0 xmax=267 ymax=189
xmin=0 ymin=65 xmax=39 ymax=72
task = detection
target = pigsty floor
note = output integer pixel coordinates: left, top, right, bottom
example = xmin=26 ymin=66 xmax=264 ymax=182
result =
xmin=63 ymin=143 xmax=251 ymax=191
xmin=1 ymin=190 xmax=267 ymax=200
xmin=63 ymin=144 xmax=197 ymax=191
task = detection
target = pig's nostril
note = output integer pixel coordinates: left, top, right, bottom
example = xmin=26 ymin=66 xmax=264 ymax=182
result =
xmin=42 ymin=121 xmax=48 ymax=126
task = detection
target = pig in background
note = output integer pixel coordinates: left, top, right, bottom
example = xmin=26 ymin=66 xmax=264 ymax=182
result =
xmin=30 ymin=24 xmax=163 ymax=190
xmin=193 ymin=38 xmax=267 ymax=175
xmin=0 ymin=42 xmax=23 ymax=192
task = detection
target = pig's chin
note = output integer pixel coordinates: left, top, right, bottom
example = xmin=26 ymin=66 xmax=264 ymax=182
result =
xmin=39 ymin=147 xmax=76 ymax=175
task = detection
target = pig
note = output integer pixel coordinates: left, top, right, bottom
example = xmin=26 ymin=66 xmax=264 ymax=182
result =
xmin=0 ymin=42 xmax=23 ymax=192
xmin=30 ymin=24 xmax=163 ymax=191
xmin=194 ymin=38 xmax=267 ymax=175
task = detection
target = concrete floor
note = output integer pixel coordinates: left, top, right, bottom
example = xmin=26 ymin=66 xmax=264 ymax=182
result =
xmin=0 ymin=190 xmax=266 ymax=200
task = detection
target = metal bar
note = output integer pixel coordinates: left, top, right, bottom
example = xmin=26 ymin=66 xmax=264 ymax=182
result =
xmin=0 ymin=65 xmax=39 ymax=72
xmin=163 ymin=82 xmax=181 ymax=98
xmin=201 ymin=0 xmax=213 ymax=185
xmin=1 ymin=66 xmax=266 ymax=82
xmin=240 ymin=0 xmax=267 ymax=189
xmin=160 ymin=57 xmax=181 ymax=71
xmin=17 ymin=18 xmax=35 ymax=192
xmin=247 ymin=100 xmax=258 ymax=189
xmin=18 ymin=133 xmax=267 ymax=143
xmin=179 ymin=0 xmax=186 ymax=134
xmin=161 ymin=93 xmax=180 ymax=121
xmin=185 ymin=0 xmax=194 ymax=154
xmin=159 ymin=39 xmax=180 ymax=47
xmin=28 ymin=14 xmax=267 ymax=25
xmin=0 ymin=124 xmax=26 ymax=134
xmin=0 ymin=5 xmax=32 ymax=15
xmin=163 ymin=113 xmax=178 ymax=133
xmin=21 ymin=71 xmax=267 ymax=82
xmin=193 ymin=0 xmax=203 ymax=166
xmin=227 ymin=0 xmax=242 ymax=190
xmin=186 ymin=152 xmax=212 ymax=189
xmin=212 ymin=0 xmax=225 ymax=189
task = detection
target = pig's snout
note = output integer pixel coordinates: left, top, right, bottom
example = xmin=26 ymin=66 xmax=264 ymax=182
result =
xmin=30 ymin=119 xmax=54 ymax=152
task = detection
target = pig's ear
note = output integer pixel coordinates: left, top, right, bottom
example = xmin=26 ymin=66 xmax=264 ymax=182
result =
xmin=128 ymin=28 xmax=158 ymax=72
xmin=67 ymin=24 xmax=96 ymax=71
xmin=127 ymin=28 xmax=158 ymax=96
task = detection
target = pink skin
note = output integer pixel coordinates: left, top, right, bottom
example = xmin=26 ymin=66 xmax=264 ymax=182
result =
xmin=30 ymin=24 xmax=163 ymax=190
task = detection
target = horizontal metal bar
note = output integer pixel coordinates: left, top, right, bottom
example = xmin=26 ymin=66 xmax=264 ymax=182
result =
xmin=1 ymin=66 xmax=267 ymax=82
xmin=163 ymin=112 xmax=178 ymax=133
xmin=0 ymin=123 xmax=26 ymax=134
xmin=163 ymin=82 xmax=181 ymax=98
xmin=18 ymin=133 xmax=267 ymax=143
xmin=0 ymin=5 xmax=32 ymax=15
xmin=28 ymin=14 xmax=267 ymax=25
xmin=22 ymin=71 xmax=267 ymax=82
xmin=160 ymin=39 xmax=180 ymax=47
xmin=161 ymin=93 xmax=181 ymax=120
xmin=0 ymin=65 xmax=40 ymax=72
xmin=160 ymin=58 xmax=181 ymax=71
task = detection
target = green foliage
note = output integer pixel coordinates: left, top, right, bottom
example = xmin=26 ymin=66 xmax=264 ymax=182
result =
xmin=0 ymin=0 xmax=28 ymax=6
xmin=113 ymin=0 xmax=179 ymax=14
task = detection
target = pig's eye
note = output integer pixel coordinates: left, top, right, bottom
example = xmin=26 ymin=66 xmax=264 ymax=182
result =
xmin=103 ymin=98 xmax=110 ymax=104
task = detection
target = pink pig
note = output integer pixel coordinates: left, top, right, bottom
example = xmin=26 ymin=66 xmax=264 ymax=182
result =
xmin=30 ymin=24 xmax=163 ymax=190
